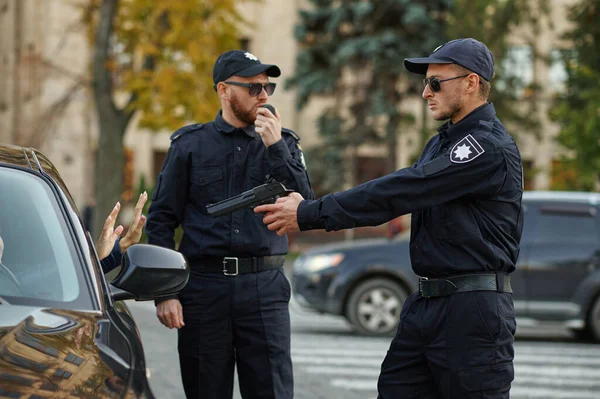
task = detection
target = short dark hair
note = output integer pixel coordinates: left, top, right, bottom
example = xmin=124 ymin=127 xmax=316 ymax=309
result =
xmin=453 ymin=64 xmax=491 ymax=100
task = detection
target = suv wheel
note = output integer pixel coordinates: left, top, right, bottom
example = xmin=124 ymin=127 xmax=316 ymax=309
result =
xmin=588 ymin=295 xmax=600 ymax=342
xmin=345 ymin=278 xmax=407 ymax=337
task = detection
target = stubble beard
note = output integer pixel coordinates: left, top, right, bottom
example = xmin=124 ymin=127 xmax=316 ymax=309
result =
xmin=435 ymin=89 xmax=463 ymax=121
xmin=230 ymin=91 xmax=256 ymax=126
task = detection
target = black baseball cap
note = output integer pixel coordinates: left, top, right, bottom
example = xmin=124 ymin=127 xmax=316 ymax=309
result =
xmin=404 ymin=38 xmax=495 ymax=82
xmin=213 ymin=50 xmax=281 ymax=86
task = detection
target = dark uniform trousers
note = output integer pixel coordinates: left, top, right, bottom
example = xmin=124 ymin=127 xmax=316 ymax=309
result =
xmin=377 ymin=291 xmax=516 ymax=399
xmin=177 ymin=268 xmax=293 ymax=399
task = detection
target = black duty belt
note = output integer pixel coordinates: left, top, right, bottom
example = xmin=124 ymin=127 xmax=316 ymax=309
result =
xmin=193 ymin=255 xmax=285 ymax=276
xmin=419 ymin=273 xmax=512 ymax=298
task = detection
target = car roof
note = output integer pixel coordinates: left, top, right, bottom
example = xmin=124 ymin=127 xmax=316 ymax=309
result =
xmin=0 ymin=144 xmax=40 ymax=170
xmin=523 ymin=191 xmax=600 ymax=206
xmin=0 ymin=143 xmax=79 ymax=210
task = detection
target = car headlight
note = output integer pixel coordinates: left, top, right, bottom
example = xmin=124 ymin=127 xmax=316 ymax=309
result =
xmin=301 ymin=253 xmax=344 ymax=273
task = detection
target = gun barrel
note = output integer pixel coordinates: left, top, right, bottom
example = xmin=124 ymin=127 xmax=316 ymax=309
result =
xmin=206 ymin=182 xmax=288 ymax=217
xmin=206 ymin=192 xmax=257 ymax=217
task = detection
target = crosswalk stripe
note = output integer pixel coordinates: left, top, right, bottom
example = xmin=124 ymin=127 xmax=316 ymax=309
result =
xmin=513 ymin=353 xmax=600 ymax=366
xmin=289 ymin=305 xmax=600 ymax=398
xmin=511 ymin=386 xmax=600 ymax=399
xmin=292 ymin=343 xmax=600 ymax=358
xmin=515 ymin=364 xmax=600 ymax=379
xmin=331 ymin=379 xmax=374 ymax=391
xmin=292 ymin=350 xmax=600 ymax=367
xmin=301 ymin=366 xmax=379 ymax=377
xmin=292 ymin=348 xmax=386 ymax=357
xmin=294 ymin=355 xmax=382 ymax=367
xmin=514 ymin=375 xmax=600 ymax=389
xmin=292 ymin=343 xmax=600 ymax=398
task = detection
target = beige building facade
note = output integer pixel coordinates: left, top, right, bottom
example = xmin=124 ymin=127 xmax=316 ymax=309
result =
xmin=0 ymin=0 xmax=96 ymax=206
xmin=0 ymin=0 xmax=581 ymax=209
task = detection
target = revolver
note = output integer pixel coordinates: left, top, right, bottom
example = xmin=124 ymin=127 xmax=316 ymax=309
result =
xmin=206 ymin=181 xmax=293 ymax=217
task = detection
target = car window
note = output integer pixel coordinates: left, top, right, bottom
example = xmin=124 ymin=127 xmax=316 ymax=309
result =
xmin=532 ymin=206 xmax=598 ymax=244
xmin=0 ymin=167 xmax=92 ymax=308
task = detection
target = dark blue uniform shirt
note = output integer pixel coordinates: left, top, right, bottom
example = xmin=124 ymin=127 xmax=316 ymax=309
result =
xmin=146 ymin=111 xmax=314 ymax=263
xmin=297 ymin=103 xmax=523 ymax=278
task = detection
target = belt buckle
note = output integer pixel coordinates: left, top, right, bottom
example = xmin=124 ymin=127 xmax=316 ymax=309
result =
xmin=223 ymin=257 xmax=238 ymax=276
xmin=419 ymin=277 xmax=430 ymax=298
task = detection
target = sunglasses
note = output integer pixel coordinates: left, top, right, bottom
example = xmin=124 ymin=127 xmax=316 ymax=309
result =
xmin=423 ymin=74 xmax=469 ymax=92
xmin=223 ymin=81 xmax=276 ymax=97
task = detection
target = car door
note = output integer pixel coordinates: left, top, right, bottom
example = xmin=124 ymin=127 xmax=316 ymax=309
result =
xmin=522 ymin=201 xmax=599 ymax=321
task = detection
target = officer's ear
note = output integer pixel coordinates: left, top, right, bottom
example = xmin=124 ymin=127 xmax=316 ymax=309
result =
xmin=216 ymin=82 xmax=229 ymax=100
xmin=465 ymin=73 xmax=480 ymax=95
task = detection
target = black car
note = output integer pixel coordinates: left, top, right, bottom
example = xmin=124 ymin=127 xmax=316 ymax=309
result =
xmin=0 ymin=144 xmax=189 ymax=398
xmin=292 ymin=191 xmax=600 ymax=340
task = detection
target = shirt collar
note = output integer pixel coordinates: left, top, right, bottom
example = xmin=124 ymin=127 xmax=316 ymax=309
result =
xmin=215 ymin=111 xmax=258 ymax=138
xmin=437 ymin=103 xmax=496 ymax=140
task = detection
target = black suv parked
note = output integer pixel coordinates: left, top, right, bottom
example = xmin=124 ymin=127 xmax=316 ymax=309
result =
xmin=292 ymin=191 xmax=600 ymax=340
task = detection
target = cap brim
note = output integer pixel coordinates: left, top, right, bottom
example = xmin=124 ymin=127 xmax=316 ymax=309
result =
xmin=404 ymin=57 xmax=453 ymax=75
xmin=235 ymin=64 xmax=281 ymax=78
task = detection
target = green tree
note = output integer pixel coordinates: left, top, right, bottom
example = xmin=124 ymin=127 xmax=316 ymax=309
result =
xmin=82 ymin=0 xmax=247 ymax=235
xmin=288 ymin=0 xmax=451 ymax=195
xmin=448 ymin=0 xmax=552 ymax=138
xmin=550 ymin=0 xmax=600 ymax=191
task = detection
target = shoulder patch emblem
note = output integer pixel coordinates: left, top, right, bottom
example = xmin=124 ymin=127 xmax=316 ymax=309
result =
xmin=297 ymin=143 xmax=307 ymax=169
xmin=450 ymin=134 xmax=485 ymax=164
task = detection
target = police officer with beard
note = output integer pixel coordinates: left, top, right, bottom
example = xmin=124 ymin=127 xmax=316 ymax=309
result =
xmin=256 ymin=38 xmax=523 ymax=399
xmin=146 ymin=50 xmax=314 ymax=399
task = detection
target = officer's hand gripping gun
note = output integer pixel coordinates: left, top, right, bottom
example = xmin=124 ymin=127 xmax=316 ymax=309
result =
xmin=206 ymin=181 xmax=293 ymax=217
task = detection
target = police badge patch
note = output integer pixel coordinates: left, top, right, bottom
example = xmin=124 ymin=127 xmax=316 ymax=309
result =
xmin=297 ymin=143 xmax=307 ymax=169
xmin=450 ymin=134 xmax=485 ymax=164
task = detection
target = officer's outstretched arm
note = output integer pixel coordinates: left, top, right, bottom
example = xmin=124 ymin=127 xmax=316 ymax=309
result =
xmin=297 ymin=135 xmax=517 ymax=232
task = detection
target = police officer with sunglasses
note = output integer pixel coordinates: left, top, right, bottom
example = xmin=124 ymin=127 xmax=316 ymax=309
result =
xmin=256 ymin=38 xmax=524 ymax=399
xmin=145 ymin=50 xmax=313 ymax=399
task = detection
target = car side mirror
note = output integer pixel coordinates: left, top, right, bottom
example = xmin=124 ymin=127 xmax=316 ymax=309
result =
xmin=109 ymin=244 xmax=189 ymax=301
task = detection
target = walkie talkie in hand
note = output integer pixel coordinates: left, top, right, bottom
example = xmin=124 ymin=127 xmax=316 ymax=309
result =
xmin=259 ymin=104 xmax=276 ymax=116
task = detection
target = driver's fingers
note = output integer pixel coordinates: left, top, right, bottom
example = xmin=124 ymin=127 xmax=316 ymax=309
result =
xmin=102 ymin=202 xmax=120 ymax=238
xmin=113 ymin=225 xmax=124 ymax=239
xmin=131 ymin=192 xmax=147 ymax=226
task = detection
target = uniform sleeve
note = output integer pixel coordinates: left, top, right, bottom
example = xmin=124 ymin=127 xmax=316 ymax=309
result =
xmin=100 ymin=239 xmax=122 ymax=274
xmin=146 ymin=142 xmax=189 ymax=250
xmin=265 ymin=132 xmax=315 ymax=200
xmin=297 ymin=137 xmax=507 ymax=231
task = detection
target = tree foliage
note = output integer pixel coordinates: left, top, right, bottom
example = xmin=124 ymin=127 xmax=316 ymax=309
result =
xmin=448 ymin=0 xmax=552 ymax=139
xmin=550 ymin=0 xmax=600 ymax=191
xmin=288 ymin=0 xmax=451 ymax=194
xmin=81 ymin=0 xmax=247 ymax=235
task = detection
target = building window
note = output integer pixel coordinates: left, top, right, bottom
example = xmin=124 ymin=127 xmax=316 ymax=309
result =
xmin=499 ymin=45 xmax=533 ymax=97
xmin=356 ymin=156 xmax=387 ymax=185
xmin=548 ymin=48 xmax=568 ymax=93
xmin=153 ymin=150 xmax=168 ymax=181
